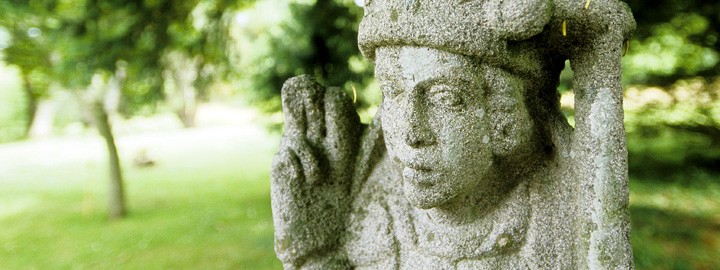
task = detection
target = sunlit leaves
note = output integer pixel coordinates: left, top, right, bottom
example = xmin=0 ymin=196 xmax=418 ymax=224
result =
xmin=624 ymin=78 xmax=720 ymax=172
xmin=235 ymin=0 xmax=371 ymax=111
xmin=623 ymin=13 xmax=719 ymax=84
xmin=55 ymin=0 xmax=87 ymax=22
xmin=1 ymin=0 xmax=255 ymax=116
xmin=622 ymin=1 xmax=720 ymax=86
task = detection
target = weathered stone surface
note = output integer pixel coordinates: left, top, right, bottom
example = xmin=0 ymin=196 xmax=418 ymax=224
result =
xmin=271 ymin=0 xmax=635 ymax=269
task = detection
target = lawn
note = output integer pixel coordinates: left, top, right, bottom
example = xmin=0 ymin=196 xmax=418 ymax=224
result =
xmin=630 ymin=174 xmax=720 ymax=270
xmin=0 ymin=119 xmax=283 ymax=269
xmin=0 ymin=116 xmax=718 ymax=269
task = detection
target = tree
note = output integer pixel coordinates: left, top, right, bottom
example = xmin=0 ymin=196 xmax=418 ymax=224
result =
xmin=237 ymin=0 xmax=373 ymax=111
xmin=0 ymin=0 xmax=253 ymax=220
xmin=619 ymin=1 xmax=720 ymax=174
xmin=0 ymin=1 xmax=54 ymax=137
xmin=623 ymin=0 xmax=720 ymax=86
xmin=162 ymin=0 xmax=244 ymax=127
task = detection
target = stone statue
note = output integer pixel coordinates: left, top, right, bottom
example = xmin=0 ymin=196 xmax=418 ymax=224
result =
xmin=270 ymin=0 xmax=636 ymax=269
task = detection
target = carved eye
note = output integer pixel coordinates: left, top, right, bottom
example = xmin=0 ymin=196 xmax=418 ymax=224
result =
xmin=429 ymin=85 xmax=463 ymax=108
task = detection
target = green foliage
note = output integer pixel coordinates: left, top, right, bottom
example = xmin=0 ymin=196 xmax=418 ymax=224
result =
xmin=623 ymin=0 xmax=720 ymax=86
xmin=623 ymin=14 xmax=719 ymax=84
xmin=0 ymin=0 xmax=55 ymax=107
xmin=624 ymin=78 xmax=720 ymax=176
xmin=236 ymin=0 xmax=373 ymax=111
xmin=0 ymin=64 xmax=29 ymax=143
xmin=613 ymin=1 xmax=720 ymax=178
xmin=0 ymin=0 xmax=255 ymax=116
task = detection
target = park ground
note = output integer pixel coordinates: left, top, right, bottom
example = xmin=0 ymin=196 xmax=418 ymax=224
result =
xmin=0 ymin=104 xmax=718 ymax=269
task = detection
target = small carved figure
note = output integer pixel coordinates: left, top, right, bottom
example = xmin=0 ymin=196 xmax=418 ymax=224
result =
xmin=271 ymin=0 xmax=636 ymax=269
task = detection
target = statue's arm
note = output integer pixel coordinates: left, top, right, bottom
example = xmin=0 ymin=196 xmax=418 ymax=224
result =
xmin=556 ymin=0 xmax=636 ymax=268
xmin=270 ymin=75 xmax=362 ymax=269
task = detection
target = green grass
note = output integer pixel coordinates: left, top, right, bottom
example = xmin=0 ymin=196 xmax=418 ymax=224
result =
xmin=0 ymin=122 xmax=718 ymax=269
xmin=0 ymin=125 xmax=283 ymax=269
xmin=630 ymin=174 xmax=720 ymax=270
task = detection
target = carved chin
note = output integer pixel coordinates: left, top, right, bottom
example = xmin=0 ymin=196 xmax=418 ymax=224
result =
xmin=403 ymin=183 xmax=449 ymax=209
xmin=401 ymin=167 xmax=449 ymax=209
xmin=402 ymin=180 xmax=455 ymax=209
xmin=401 ymin=166 xmax=485 ymax=209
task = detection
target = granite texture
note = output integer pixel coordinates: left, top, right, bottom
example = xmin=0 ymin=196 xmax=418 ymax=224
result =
xmin=271 ymin=0 xmax=635 ymax=269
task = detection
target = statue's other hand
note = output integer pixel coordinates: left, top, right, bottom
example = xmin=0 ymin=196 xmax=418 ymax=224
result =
xmin=270 ymin=75 xmax=361 ymax=267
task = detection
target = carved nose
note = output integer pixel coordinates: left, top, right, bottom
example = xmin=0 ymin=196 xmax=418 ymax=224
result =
xmin=404 ymin=123 xmax=436 ymax=148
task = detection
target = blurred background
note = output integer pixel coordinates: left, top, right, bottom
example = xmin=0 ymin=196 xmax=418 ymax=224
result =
xmin=0 ymin=0 xmax=717 ymax=269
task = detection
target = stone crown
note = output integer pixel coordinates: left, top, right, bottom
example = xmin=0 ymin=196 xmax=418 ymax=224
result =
xmin=358 ymin=0 xmax=636 ymax=76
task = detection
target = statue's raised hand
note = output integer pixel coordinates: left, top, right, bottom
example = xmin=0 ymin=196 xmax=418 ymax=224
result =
xmin=271 ymin=75 xmax=361 ymax=268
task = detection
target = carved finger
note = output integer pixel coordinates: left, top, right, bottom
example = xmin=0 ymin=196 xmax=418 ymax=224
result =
xmin=281 ymin=77 xmax=308 ymax=138
xmin=300 ymin=80 xmax=326 ymax=148
xmin=323 ymin=86 xmax=361 ymax=182
xmin=288 ymin=138 xmax=322 ymax=185
xmin=271 ymin=146 xmax=302 ymax=185
xmin=281 ymin=75 xmax=326 ymax=146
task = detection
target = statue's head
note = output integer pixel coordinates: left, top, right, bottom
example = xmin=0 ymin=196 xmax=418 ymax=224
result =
xmin=375 ymin=46 xmax=549 ymax=209
xmin=358 ymin=0 xmax=562 ymax=209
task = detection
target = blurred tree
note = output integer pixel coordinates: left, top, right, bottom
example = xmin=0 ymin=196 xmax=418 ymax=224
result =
xmin=620 ymin=1 xmax=720 ymax=174
xmin=163 ymin=0 xmax=243 ymax=127
xmin=0 ymin=0 xmax=54 ymax=136
xmin=0 ymin=0 xmax=253 ymax=220
xmin=623 ymin=0 xmax=720 ymax=86
xmin=624 ymin=78 xmax=720 ymax=176
xmin=238 ymin=0 xmax=373 ymax=111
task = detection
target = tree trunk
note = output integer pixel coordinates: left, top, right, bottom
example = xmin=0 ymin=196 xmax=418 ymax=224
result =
xmin=27 ymin=99 xmax=57 ymax=139
xmin=165 ymin=51 xmax=199 ymax=128
xmin=176 ymin=82 xmax=197 ymax=128
xmin=91 ymin=101 xmax=125 ymax=220
xmin=21 ymin=75 xmax=39 ymax=138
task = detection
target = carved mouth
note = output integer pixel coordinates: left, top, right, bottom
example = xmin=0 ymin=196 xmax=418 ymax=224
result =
xmin=407 ymin=163 xmax=432 ymax=172
xmin=402 ymin=166 xmax=437 ymax=187
xmin=399 ymin=155 xmax=434 ymax=170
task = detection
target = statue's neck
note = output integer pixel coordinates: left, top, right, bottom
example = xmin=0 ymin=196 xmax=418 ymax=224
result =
xmin=422 ymin=173 xmax=519 ymax=226
xmin=409 ymin=179 xmax=531 ymax=259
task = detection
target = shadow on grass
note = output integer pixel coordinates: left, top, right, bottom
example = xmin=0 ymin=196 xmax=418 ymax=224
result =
xmin=631 ymin=205 xmax=720 ymax=270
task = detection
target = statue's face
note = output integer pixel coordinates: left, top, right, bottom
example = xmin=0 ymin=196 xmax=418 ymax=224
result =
xmin=377 ymin=46 xmax=530 ymax=209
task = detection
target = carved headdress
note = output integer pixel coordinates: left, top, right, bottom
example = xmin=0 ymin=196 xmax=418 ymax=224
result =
xmin=358 ymin=0 xmax=635 ymax=77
